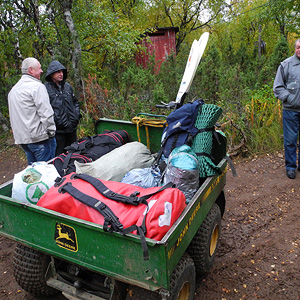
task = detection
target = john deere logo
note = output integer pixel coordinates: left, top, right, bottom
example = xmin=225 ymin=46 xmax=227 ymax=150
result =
xmin=54 ymin=222 xmax=78 ymax=252
xmin=25 ymin=182 xmax=49 ymax=204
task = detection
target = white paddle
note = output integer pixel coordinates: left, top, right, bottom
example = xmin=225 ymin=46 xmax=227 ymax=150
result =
xmin=175 ymin=32 xmax=210 ymax=104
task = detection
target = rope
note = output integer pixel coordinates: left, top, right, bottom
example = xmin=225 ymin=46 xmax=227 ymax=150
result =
xmin=131 ymin=115 xmax=167 ymax=150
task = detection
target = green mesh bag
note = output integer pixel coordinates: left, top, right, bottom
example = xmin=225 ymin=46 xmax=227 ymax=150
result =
xmin=191 ymin=104 xmax=223 ymax=178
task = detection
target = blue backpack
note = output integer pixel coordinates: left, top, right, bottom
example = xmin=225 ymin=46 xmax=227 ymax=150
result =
xmin=159 ymin=99 xmax=204 ymax=159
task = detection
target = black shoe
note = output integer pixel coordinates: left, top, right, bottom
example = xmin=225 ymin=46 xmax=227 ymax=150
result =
xmin=286 ymin=169 xmax=296 ymax=179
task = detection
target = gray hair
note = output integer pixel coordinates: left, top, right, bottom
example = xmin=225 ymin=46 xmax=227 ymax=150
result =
xmin=295 ymin=39 xmax=300 ymax=48
xmin=21 ymin=57 xmax=39 ymax=73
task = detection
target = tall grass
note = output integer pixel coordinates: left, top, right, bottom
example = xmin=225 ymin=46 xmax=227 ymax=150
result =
xmin=244 ymin=85 xmax=283 ymax=154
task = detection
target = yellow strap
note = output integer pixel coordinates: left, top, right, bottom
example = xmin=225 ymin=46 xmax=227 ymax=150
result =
xmin=131 ymin=116 xmax=167 ymax=150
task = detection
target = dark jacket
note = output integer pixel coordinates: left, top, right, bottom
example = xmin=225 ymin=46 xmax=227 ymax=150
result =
xmin=44 ymin=60 xmax=80 ymax=134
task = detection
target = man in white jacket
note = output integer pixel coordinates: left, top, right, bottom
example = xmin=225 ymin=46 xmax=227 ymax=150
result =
xmin=8 ymin=57 xmax=56 ymax=164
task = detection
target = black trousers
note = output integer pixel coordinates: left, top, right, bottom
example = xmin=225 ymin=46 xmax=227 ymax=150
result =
xmin=55 ymin=131 xmax=77 ymax=156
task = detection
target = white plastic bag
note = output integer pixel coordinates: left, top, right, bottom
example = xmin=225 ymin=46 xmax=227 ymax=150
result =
xmin=11 ymin=162 xmax=60 ymax=204
xmin=121 ymin=167 xmax=161 ymax=188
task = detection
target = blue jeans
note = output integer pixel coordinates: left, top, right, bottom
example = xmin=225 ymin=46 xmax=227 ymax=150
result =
xmin=49 ymin=137 xmax=57 ymax=159
xmin=282 ymin=110 xmax=300 ymax=170
xmin=21 ymin=137 xmax=57 ymax=165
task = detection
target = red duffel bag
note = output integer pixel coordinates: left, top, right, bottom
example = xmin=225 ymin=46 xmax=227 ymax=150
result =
xmin=37 ymin=173 xmax=186 ymax=243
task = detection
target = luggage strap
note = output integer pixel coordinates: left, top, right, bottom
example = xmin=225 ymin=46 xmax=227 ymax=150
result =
xmin=71 ymin=173 xmax=173 ymax=206
xmin=58 ymin=182 xmax=124 ymax=234
xmin=62 ymin=152 xmax=73 ymax=175
xmin=61 ymin=132 xmax=129 ymax=175
xmin=225 ymin=154 xmax=237 ymax=177
xmin=154 ymin=126 xmax=216 ymax=167
xmin=62 ymin=136 xmax=96 ymax=175
xmin=64 ymin=135 xmax=95 ymax=153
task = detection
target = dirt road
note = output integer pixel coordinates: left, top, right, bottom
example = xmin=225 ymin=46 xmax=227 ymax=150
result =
xmin=0 ymin=146 xmax=299 ymax=299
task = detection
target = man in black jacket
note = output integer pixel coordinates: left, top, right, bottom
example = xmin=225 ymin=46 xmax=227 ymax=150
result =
xmin=45 ymin=60 xmax=81 ymax=156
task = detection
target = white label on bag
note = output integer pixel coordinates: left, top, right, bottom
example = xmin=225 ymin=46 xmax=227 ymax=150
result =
xmin=158 ymin=202 xmax=172 ymax=227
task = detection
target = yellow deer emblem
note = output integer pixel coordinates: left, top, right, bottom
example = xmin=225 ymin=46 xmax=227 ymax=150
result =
xmin=56 ymin=224 xmax=74 ymax=243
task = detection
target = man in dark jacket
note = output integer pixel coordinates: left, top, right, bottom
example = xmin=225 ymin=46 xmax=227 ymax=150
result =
xmin=45 ymin=60 xmax=81 ymax=156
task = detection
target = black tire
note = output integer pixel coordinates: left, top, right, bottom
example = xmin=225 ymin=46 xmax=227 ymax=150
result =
xmin=169 ymin=253 xmax=195 ymax=300
xmin=13 ymin=243 xmax=59 ymax=297
xmin=187 ymin=203 xmax=221 ymax=277
xmin=126 ymin=253 xmax=195 ymax=300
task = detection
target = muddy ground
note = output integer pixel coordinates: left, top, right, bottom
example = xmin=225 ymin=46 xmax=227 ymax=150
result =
xmin=0 ymin=144 xmax=299 ymax=300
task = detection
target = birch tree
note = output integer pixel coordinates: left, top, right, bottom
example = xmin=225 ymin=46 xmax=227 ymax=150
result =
xmin=57 ymin=0 xmax=83 ymax=94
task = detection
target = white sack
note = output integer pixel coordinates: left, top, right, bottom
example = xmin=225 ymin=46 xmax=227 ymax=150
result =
xmin=12 ymin=162 xmax=60 ymax=204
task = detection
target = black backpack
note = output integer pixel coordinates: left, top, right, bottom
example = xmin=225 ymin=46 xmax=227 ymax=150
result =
xmin=53 ymin=130 xmax=130 ymax=176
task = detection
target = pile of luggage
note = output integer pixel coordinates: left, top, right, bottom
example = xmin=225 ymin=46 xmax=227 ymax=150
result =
xmin=12 ymin=101 xmax=227 ymax=249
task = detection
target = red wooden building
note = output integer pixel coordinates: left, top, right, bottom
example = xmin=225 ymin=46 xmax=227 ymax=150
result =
xmin=136 ymin=27 xmax=179 ymax=72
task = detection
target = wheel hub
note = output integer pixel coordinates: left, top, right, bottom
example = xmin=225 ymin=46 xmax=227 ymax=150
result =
xmin=178 ymin=281 xmax=190 ymax=300
xmin=209 ymin=224 xmax=219 ymax=256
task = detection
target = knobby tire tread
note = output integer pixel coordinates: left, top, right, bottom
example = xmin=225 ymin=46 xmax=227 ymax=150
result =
xmin=187 ymin=203 xmax=221 ymax=277
xmin=169 ymin=253 xmax=195 ymax=300
xmin=13 ymin=243 xmax=59 ymax=297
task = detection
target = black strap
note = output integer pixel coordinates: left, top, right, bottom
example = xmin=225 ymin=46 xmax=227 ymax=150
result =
xmin=197 ymin=126 xmax=215 ymax=134
xmin=194 ymin=153 xmax=237 ymax=177
xmin=154 ymin=128 xmax=188 ymax=166
xmin=122 ymin=204 xmax=152 ymax=261
xmin=71 ymin=173 xmax=144 ymax=206
xmin=170 ymin=133 xmax=180 ymax=154
xmin=62 ymin=135 xmax=105 ymax=171
xmin=138 ymin=181 xmax=174 ymax=201
xmin=193 ymin=127 xmax=220 ymax=160
xmin=123 ymin=225 xmax=149 ymax=260
xmin=71 ymin=173 xmax=174 ymax=206
xmin=194 ymin=152 xmax=212 ymax=158
xmin=62 ymin=152 xmax=73 ymax=175
xmin=213 ymin=130 xmax=221 ymax=145
xmin=65 ymin=136 xmax=94 ymax=153
xmin=59 ymin=182 xmax=124 ymax=233
xmin=225 ymin=155 xmax=237 ymax=177
xmin=194 ymin=151 xmax=217 ymax=165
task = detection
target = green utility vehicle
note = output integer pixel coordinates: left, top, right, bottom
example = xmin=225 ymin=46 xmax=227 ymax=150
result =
xmin=0 ymin=117 xmax=227 ymax=300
